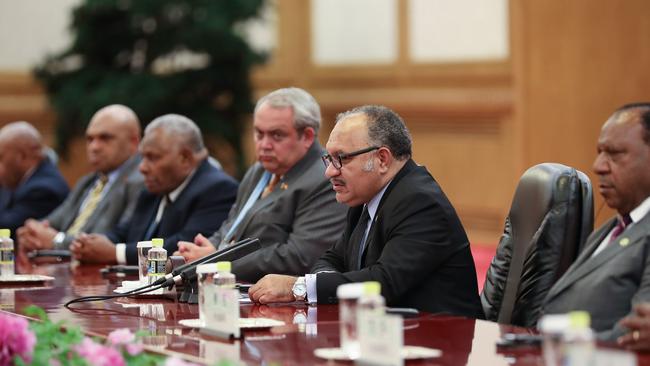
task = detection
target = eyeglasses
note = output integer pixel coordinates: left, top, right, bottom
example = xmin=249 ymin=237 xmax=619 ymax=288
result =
xmin=321 ymin=146 xmax=380 ymax=170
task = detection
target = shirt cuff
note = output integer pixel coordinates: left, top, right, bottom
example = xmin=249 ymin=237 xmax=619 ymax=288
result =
xmin=115 ymin=243 xmax=126 ymax=265
xmin=306 ymin=273 xmax=318 ymax=304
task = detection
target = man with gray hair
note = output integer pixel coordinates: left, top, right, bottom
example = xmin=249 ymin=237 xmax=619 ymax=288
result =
xmin=70 ymin=114 xmax=238 ymax=264
xmin=249 ymin=105 xmax=483 ymax=319
xmin=0 ymin=121 xmax=69 ymax=237
xmin=177 ymin=87 xmax=347 ymax=283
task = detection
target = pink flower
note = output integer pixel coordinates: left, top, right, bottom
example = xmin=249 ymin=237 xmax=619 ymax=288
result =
xmin=74 ymin=337 xmax=125 ymax=366
xmin=0 ymin=312 xmax=36 ymax=366
xmin=164 ymin=356 xmax=202 ymax=366
xmin=125 ymin=343 xmax=143 ymax=356
xmin=107 ymin=328 xmax=136 ymax=346
xmin=107 ymin=328 xmax=143 ymax=355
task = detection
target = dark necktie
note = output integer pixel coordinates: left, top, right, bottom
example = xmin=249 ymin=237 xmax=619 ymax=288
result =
xmin=349 ymin=206 xmax=370 ymax=270
xmin=609 ymin=214 xmax=632 ymax=244
xmin=144 ymin=195 xmax=170 ymax=240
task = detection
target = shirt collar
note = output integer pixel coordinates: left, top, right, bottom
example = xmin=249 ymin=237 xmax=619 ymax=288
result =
xmin=167 ymin=167 xmax=197 ymax=203
xmin=628 ymin=196 xmax=650 ymax=224
xmin=366 ymin=180 xmax=391 ymax=221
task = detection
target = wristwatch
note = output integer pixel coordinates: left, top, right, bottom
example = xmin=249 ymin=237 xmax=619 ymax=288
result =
xmin=52 ymin=232 xmax=66 ymax=249
xmin=292 ymin=276 xmax=307 ymax=302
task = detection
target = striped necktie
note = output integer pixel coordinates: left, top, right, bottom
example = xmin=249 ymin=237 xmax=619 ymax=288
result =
xmin=67 ymin=174 xmax=108 ymax=235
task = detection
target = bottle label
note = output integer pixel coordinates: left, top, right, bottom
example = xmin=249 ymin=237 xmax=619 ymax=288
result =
xmin=204 ymin=286 xmax=240 ymax=338
xmin=0 ymin=248 xmax=14 ymax=264
xmin=147 ymin=259 xmax=166 ymax=276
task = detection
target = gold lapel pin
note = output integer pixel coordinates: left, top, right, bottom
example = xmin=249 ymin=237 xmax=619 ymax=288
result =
xmin=280 ymin=183 xmax=288 ymax=190
xmin=619 ymin=237 xmax=630 ymax=247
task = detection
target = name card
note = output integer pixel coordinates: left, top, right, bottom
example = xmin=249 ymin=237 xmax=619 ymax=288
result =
xmin=358 ymin=312 xmax=403 ymax=366
xmin=201 ymin=286 xmax=240 ymax=339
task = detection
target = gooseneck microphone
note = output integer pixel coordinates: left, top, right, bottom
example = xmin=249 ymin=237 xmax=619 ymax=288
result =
xmin=154 ymin=237 xmax=260 ymax=288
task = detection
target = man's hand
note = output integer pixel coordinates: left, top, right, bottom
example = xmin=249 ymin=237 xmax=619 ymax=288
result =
xmin=175 ymin=233 xmax=216 ymax=262
xmin=70 ymin=233 xmax=117 ymax=264
xmin=17 ymin=219 xmax=57 ymax=251
xmin=249 ymin=274 xmax=298 ymax=304
xmin=618 ymin=303 xmax=650 ymax=351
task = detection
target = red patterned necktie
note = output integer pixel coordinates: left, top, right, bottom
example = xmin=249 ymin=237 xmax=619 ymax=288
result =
xmin=609 ymin=214 xmax=632 ymax=244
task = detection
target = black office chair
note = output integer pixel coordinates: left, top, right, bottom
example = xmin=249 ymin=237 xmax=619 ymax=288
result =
xmin=480 ymin=163 xmax=594 ymax=327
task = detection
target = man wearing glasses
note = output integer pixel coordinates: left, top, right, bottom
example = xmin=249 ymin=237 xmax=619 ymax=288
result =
xmin=249 ymin=105 xmax=484 ymax=318
xmin=176 ymin=87 xmax=347 ymax=283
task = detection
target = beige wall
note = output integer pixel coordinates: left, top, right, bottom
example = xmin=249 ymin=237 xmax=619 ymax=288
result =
xmin=2 ymin=0 xmax=650 ymax=243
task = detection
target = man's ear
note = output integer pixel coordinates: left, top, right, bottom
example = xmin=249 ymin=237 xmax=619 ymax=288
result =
xmin=301 ymin=127 xmax=316 ymax=146
xmin=377 ymin=147 xmax=392 ymax=173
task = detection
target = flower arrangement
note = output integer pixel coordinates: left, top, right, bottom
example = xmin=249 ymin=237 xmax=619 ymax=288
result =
xmin=1 ymin=306 xmax=232 ymax=366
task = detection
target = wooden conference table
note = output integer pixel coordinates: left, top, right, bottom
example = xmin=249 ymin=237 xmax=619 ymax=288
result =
xmin=1 ymin=258 xmax=646 ymax=365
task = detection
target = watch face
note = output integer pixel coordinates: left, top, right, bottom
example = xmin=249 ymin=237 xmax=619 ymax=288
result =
xmin=293 ymin=283 xmax=307 ymax=297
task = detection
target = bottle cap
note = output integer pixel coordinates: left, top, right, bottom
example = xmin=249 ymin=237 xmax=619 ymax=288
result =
xmin=363 ymin=281 xmax=381 ymax=296
xmin=569 ymin=311 xmax=591 ymax=329
xmin=197 ymin=263 xmax=219 ymax=274
xmin=136 ymin=241 xmax=153 ymax=248
xmin=216 ymin=261 xmax=231 ymax=272
xmin=151 ymin=238 xmax=164 ymax=247
xmin=539 ymin=314 xmax=570 ymax=334
xmin=0 ymin=229 xmax=10 ymax=238
xmin=336 ymin=282 xmax=365 ymax=299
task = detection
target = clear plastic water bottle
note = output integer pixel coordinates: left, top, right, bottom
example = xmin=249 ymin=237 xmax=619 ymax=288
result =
xmin=147 ymin=238 xmax=167 ymax=288
xmin=0 ymin=229 xmax=14 ymax=278
xmin=563 ymin=311 xmax=595 ymax=366
xmin=337 ymin=282 xmax=365 ymax=359
xmin=213 ymin=261 xmax=236 ymax=288
xmin=197 ymin=263 xmax=218 ymax=324
xmin=540 ymin=314 xmax=570 ymax=366
xmin=357 ymin=281 xmax=385 ymax=314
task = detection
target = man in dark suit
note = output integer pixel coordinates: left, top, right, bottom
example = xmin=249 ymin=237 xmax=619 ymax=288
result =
xmin=70 ymin=114 xmax=238 ymax=264
xmin=0 ymin=121 xmax=69 ymax=238
xmin=249 ymin=105 xmax=483 ymax=318
xmin=542 ymin=103 xmax=650 ymax=341
xmin=176 ymin=88 xmax=347 ymax=282
xmin=17 ymin=105 xmax=143 ymax=251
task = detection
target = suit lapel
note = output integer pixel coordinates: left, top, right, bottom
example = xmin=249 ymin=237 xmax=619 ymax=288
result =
xmin=546 ymin=214 xmax=650 ymax=301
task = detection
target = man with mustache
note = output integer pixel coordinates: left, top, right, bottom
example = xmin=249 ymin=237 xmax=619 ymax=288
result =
xmin=541 ymin=103 xmax=650 ymax=341
xmin=176 ymin=87 xmax=347 ymax=282
xmin=249 ymin=105 xmax=483 ymax=318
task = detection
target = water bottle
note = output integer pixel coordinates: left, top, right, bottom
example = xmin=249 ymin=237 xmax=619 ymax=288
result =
xmin=337 ymin=282 xmax=365 ymax=359
xmin=213 ymin=261 xmax=236 ymax=288
xmin=0 ymin=229 xmax=14 ymax=278
xmin=357 ymin=281 xmax=385 ymax=314
xmin=147 ymin=238 xmax=167 ymax=289
xmin=563 ymin=311 xmax=595 ymax=366
xmin=197 ymin=263 xmax=218 ymax=324
xmin=540 ymin=313 xmax=570 ymax=366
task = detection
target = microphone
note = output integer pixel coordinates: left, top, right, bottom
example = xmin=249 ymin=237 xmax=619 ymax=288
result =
xmin=155 ymin=237 xmax=260 ymax=288
xmin=176 ymin=237 xmax=261 ymax=304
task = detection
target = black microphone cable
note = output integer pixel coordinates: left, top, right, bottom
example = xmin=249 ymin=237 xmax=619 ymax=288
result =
xmin=64 ymin=281 xmax=169 ymax=308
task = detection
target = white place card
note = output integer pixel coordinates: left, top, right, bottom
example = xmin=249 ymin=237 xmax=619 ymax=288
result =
xmin=357 ymin=312 xmax=403 ymax=366
xmin=201 ymin=286 xmax=240 ymax=339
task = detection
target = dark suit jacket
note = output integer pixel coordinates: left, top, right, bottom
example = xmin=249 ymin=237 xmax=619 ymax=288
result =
xmin=312 ymin=159 xmax=483 ymax=318
xmin=209 ymin=142 xmax=347 ymax=283
xmin=47 ymin=156 xmax=144 ymax=249
xmin=0 ymin=159 xmax=69 ymax=239
xmin=542 ymin=211 xmax=650 ymax=340
xmin=108 ymin=159 xmax=238 ymax=264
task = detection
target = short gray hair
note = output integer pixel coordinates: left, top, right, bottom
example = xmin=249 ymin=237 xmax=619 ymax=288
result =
xmin=336 ymin=105 xmax=412 ymax=160
xmin=145 ymin=114 xmax=205 ymax=153
xmin=254 ymin=87 xmax=321 ymax=135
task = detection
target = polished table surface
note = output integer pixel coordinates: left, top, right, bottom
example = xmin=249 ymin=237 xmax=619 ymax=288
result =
xmin=1 ymin=258 xmax=648 ymax=365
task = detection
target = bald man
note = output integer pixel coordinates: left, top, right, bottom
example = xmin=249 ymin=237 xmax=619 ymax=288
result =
xmin=18 ymin=104 xmax=144 ymax=251
xmin=0 ymin=122 xmax=69 ymax=237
